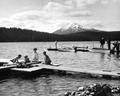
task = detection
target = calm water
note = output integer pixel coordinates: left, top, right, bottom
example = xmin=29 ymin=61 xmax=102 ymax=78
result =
xmin=0 ymin=42 xmax=120 ymax=96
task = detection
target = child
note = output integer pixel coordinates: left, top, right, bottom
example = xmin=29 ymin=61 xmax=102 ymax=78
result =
xmin=24 ymin=55 xmax=30 ymax=64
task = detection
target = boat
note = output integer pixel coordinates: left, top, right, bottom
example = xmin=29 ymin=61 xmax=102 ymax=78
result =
xmin=47 ymin=47 xmax=73 ymax=52
xmin=91 ymin=47 xmax=110 ymax=53
xmin=47 ymin=41 xmax=73 ymax=52
xmin=73 ymin=46 xmax=90 ymax=52
xmin=47 ymin=48 xmax=58 ymax=51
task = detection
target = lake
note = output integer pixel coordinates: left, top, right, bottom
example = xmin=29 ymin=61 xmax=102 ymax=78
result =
xmin=0 ymin=42 xmax=120 ymax=96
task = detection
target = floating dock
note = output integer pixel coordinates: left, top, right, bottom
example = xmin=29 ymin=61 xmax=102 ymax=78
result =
xmin=11 ymin=64 xmax=120 ymax=79
xmin=1 ymin=58 xmax=120 ymax=79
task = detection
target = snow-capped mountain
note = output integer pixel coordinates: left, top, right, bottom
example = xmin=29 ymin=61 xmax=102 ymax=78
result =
xmin=54 ymin=23 xmax=85 ymax=35
xmin=54 ymin=23 xmax=100 ymax=35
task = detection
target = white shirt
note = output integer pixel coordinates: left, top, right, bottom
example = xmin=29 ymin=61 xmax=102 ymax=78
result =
xmin=33 ymin=52 xmax=39 ymax=62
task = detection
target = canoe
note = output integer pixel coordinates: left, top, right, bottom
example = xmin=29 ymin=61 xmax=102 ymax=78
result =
xmin=91 ymin=48 xmax=110 ymax=53
xmin=92 ymin=48 xmax=109 ymax=50
xmin=47 ymin=48 xmax=58 ymax=51
xmin=74 ymin=48 xmax=90 ymax=52
xmin=47 ymin=48 xmax=73 ymax=52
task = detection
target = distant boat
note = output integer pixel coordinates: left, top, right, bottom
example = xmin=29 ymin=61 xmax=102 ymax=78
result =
xmin=47 ymin=47 xmax=73 ymax=52
xmin=47 ymin=41 xmax=73 ymax=52
xmin=92 ymin=47 xmax=110 ymax=53
xmin=73 ymin=46 xmax=90 ymax=52
xmin=47 ymin=48 xmax=58 ymax=51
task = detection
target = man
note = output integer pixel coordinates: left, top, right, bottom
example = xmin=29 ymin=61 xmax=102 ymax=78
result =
xmin=32 ymin=48 xmax=39 ymax=62
xmin=10 ymin=54 xmax=22 ymax=63
xmin=43 ymin=51 xmax=52 ymax=65
xmin=100 ymin=37 xmax=105 ymax=48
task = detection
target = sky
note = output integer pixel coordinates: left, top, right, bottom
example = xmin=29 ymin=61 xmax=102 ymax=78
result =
xmin=0 ymin=0 xmax=120 ymax=32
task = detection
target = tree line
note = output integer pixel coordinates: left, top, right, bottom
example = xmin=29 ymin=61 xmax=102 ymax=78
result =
xmin=0 ymin=27 xmax=120 ymax=42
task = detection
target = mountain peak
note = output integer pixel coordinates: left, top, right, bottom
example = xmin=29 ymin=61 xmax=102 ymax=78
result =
xmin=54 ymin=23 xmax=85 ymax=35
xmin=62 ymin=23 xmax=83 ymax=30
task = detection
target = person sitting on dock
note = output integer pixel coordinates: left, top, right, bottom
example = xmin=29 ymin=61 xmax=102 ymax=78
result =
xmin=20 ymin=55 xmax=31 ymax=68
xmin=10 ymin=54 xmax=22 ymax=63
xmin=43 ymin=51 xmax=52 ymax=65
xmin=24 ymin=55 xmax=30 ymax=64
xmin=32 ymin=48 xmax=39 ymax=62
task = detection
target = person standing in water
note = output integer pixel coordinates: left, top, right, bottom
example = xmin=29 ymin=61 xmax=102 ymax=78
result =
xmin=55 ymin=41 xmax=58 ymax=49
xmin=32 ymin=48 xmax=39 ymax=62
xmin=43 ymin=51 xmax=52 ymax=65
xmin=100 ymin=37 xmax=105 ymax=48
xmin=107 ymin=39 xmax=111 ymax=50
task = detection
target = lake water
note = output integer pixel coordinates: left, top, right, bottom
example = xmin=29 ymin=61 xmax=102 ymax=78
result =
xmin=0 ymin=42 xmax=120 ymax=96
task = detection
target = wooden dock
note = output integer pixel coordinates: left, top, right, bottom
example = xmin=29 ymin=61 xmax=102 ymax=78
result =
xmin=1 ymin=58 xmax=120 ymax=78
xmin=11 ymin=64 xmax=120 ymax=78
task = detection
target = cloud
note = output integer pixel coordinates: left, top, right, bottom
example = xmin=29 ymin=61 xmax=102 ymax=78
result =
xmin=68 ymin=10 xmax=92 ymax=17
xmin=0 ymin=1 xmax=94 ymax=32
xmin=0 ymin=0 xmax=119 ymax=32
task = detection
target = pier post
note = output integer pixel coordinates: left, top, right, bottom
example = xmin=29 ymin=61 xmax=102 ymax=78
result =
xmin=107 ymin=39 xmax=111 ymax=50
xmin=116 ymin=43 xmax=120 ymax=55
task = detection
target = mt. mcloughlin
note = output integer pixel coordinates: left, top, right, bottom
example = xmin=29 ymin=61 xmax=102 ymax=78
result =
xmin=54 ymin=23 xmax=101 ymax=35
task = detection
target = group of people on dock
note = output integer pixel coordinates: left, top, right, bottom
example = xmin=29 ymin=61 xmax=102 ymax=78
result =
xmin=10 ymin=48 xmax=52 ymax=67
xmin=99 ymin=37 xmax=120 ymax=55
xmin=99 ymin=37 xmax=111 ymax=50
